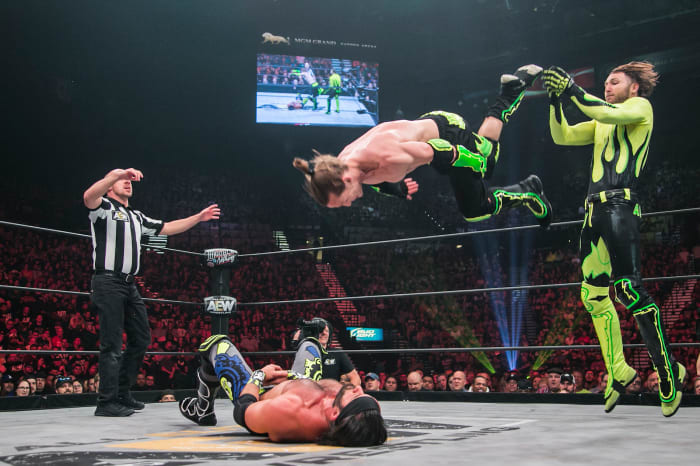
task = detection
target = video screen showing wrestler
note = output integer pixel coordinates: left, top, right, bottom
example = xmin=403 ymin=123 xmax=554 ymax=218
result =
xmin=256 ymin=53 xmax=379 ymax=127
xmin=179 ymin=334 xmax=386 ymax=446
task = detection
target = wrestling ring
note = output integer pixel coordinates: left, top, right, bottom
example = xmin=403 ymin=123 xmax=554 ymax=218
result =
xmin=0 ymin=208 xmax=699 ymax=466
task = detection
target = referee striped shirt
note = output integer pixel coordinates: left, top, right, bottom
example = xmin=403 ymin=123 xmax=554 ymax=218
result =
xmin=88 ymin=197 xmax=163 ymax=275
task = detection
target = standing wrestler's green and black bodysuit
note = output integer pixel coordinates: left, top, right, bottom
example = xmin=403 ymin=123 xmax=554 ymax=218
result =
xmin=544 ymin=63 xmax=686 ymax=417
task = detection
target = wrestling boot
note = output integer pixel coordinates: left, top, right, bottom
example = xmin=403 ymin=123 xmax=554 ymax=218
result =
xmin=487 ymin=64 xmax=543 ymax=123
xmin=179 ymin=369 xmax=219 ymax=426
xmin=604 ymin=365 xmax=637 ymax=413
xmin=631 ymin=302 xmax=684 ymax=417
xmin=661 ymin=363 xmax=686 ymax=417
xmin=581 ymin=282 xmax=637 ymax=413
xmin=489 ymin=175 xmax=552 ymax=228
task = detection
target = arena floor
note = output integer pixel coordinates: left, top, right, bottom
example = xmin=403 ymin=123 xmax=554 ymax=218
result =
xmin=0 ymin=399 xmax=696 ymax=465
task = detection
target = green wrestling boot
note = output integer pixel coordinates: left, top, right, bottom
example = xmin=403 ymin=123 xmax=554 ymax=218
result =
xmin=661 ymin=363 xmax=686 ymax=418
xmin=604 ymin=365 xmax=637 ymax=413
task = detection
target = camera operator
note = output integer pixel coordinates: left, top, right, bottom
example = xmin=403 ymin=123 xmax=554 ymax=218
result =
xmin=290 ymin=318 xmax=360 ymax=386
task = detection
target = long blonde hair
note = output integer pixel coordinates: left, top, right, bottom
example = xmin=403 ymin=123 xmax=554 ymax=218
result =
xmin=293 ymin=150 xmax=347 ymax=206
xmin=611 ymin=61 xmax=659 ymax=97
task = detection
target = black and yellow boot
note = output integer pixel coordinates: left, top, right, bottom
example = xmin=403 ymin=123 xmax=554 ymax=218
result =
xmin=581 ymin=282 xmax=637 ymax=412
xmin=489 ymin=174 xmax=552 ymax=228
xmin=631 ymin=303 xmax=685 ymax=417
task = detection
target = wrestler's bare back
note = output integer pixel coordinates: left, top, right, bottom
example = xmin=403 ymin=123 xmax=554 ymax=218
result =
xmin=337 ymin=119 xmax=439 ymax=183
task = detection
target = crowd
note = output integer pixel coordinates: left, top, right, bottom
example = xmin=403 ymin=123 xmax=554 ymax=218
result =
xmin=0 ymin=160 xmax=698 ymax=400
xmin=257 ymin=54 xmax=379 ymax=91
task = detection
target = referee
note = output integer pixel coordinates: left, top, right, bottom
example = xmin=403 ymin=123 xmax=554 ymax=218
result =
xmin=83 ymin=167 xmax=220 ymax=417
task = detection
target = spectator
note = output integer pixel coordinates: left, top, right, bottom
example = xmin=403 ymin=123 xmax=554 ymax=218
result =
xmin=364 ymin=373 xmax=381 ymax=391
xmin=1 ymin=374 xmax=15 ymax=396
xmin=504 ymin=373 xmax=519 ymax=393
xmin=645 ymin=372 xmax=660 ymax=393
xmin=145 ymin=375 xmax=156 ymax=390
xmin=383 ymin=376 xmax=398 ymax=392
xmin=24 ymin=376 xmax=37 ymax=396
xmin=693 ymin=377 xmax=700 ymax=395
xmin=546 ymin=367 xmax=563 ymax=394
xmin=589 ymin=372 xmax=607 ymax=394
xmin=469 ymin=375 xmax=490 ymax=393
xmin=72 ymin=380 xmax=84 ymax=394
xmin=34 ymin=372 xmax=48 ymax=395
xmin=132 ymin=372 xmax=148 ymax=391
xmin=625 ymin=374 xmax=643 ymax=395
xmin=15 ymin=380 xmax=31 ymax=397
xmin=582 ymin=369 xmax=598 ymax=391
xmin=559 ymin=373 xmax=576 ymax=394
xmin=435 ymin=373 xmax=448 ymax=391
xmin=448 ymin=371 xmax=467 ymax=392
xmin=406 ymin=371 xmax=423 ymax=392
xmin=159 ymin=389 xmax=176 ymax=402
xmin=422 ymin=375 xmax=435 ymax=391
xmin=55 ymin=376 xmax=73 ymax=394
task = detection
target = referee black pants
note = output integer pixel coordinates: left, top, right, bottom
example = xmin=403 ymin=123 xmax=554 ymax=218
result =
xmin=90 ymin=274 xmax=151 ymax=405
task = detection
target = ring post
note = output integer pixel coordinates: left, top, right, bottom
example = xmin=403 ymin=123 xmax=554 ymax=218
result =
xmin=203 ymin=249 xmax=238 ymax=335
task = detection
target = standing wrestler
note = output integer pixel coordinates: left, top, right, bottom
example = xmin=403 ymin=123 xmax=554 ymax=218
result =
xmin=290 ymin=317 xmax=361 ymax=386
xmin=293 ymin=64 xmax=552 ymax=227
xmin=292 ymin=62 xmax=322 ymax=110
xmin=179 ymin=335 xmax=386 ymax=445
xmin=543 ymin=62 xmax=686 ymax=416
xmin=83 ymin=168 xmax=220 ymax=417
xmin=326 ymin=68 xmax=342 ymax=114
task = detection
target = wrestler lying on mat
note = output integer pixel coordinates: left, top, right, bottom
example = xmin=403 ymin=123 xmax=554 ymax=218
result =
xmin=293 ymin=64 xmax=552 ymax=227
xmin=179 ymin=334 xmax=387 ymax=446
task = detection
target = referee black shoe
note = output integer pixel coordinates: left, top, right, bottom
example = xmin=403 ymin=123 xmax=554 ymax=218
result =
xmin=95 ymin=402 xmax=135 ymax=417
xmin=117 ymin=393 xmax=145 ymax=411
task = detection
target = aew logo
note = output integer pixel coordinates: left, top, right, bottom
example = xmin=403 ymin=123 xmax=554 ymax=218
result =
xmin=112 ymin=210 xmax=130 ymax=222
xmin=261 ymin=32 xmax=290 ymax=45
xmin=324 ymin=358 xmax=336 ymax=366
xmin=204 ymin=296 xmax=237 ymax=315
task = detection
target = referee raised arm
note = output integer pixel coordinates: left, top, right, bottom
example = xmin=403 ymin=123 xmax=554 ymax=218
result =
xmin=83 ymin=167 xmax=220 ymax=417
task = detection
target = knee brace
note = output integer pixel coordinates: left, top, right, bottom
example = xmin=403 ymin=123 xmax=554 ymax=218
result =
xmin=198 ymin=334 xmax=252 ymax=401
xmin=614 ymin=276 xmax=652 ymax=311
xmin=427 ymin=137 xmax=499 ymax=178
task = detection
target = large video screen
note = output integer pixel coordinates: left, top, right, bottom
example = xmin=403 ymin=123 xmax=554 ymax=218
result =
xmin=256 ymin=54 xmax=379 ymax=127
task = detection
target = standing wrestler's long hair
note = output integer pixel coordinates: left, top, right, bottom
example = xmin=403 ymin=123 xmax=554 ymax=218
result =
xmin=611 ymin=61 xmax=659 ymax=97
xmin=292 ymin=150 xmax=347 ymax=206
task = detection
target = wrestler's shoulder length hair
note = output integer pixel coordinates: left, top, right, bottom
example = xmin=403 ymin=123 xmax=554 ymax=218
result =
xmin=611 ymin=61 xmax=659 ymax=98
xmin=318 ymin=409 xmax=388 ymax=447
xmin=293 ymin=150 xmax=347 ymax=206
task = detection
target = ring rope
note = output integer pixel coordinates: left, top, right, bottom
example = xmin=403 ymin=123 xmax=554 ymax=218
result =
xmin=237 ymin=274 xmax=699 ymax=307
xmin=1 ymin=274 xmax=697 ymax=308
xmin=0 ymin=220 xmax=204 ymax=257
xmin=2 ymin=342 xmax=699 ymax=357
xmin=2 ymin=206 xmax=698 ymax=259
xmin=238 ymin=207 xmax=700 ymax=257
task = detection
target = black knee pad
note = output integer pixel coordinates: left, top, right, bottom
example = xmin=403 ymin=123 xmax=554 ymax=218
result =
xmin=614 ymin=276 xmax=652 ymax=310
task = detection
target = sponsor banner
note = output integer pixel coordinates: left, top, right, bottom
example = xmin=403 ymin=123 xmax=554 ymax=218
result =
xmin=347 ymin=327 xmax=383 ymax=341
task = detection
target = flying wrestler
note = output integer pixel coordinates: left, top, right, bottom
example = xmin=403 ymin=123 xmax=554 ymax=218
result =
xmin=293 ymin=64 xmax=552 ymax=227
xmin=179 ymin=334 xmax=386 ymax=446
xmin=542 ymin=62 xmax=686 ymax=416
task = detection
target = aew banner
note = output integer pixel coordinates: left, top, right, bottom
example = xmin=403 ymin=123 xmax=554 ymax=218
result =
xmin=204 ymin=296 xmax=237 ymax=316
